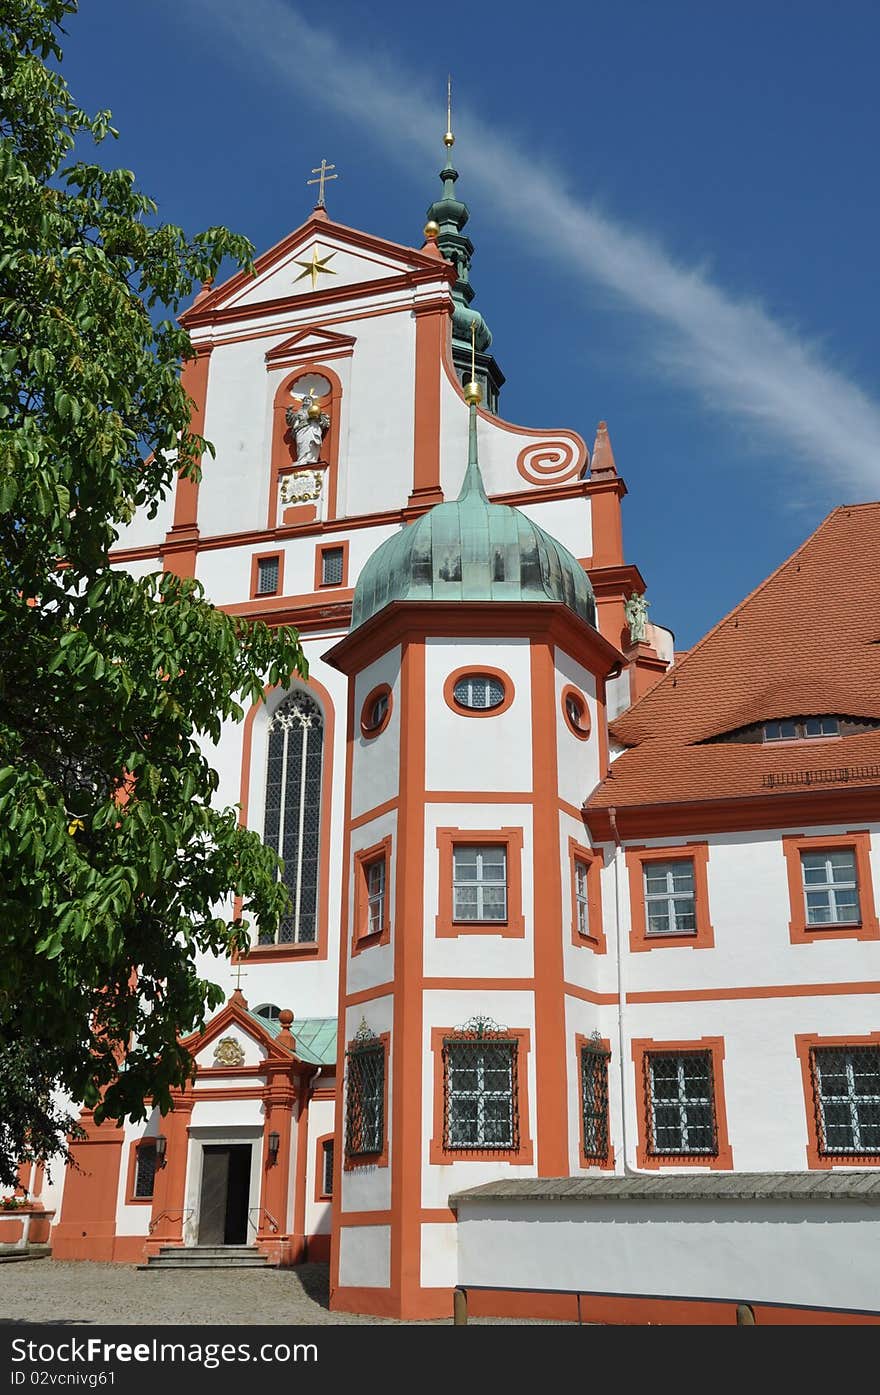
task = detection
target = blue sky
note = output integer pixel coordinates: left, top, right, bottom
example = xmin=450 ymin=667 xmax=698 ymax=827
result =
xmin=61 ymin=0 xmax=880 ymax=647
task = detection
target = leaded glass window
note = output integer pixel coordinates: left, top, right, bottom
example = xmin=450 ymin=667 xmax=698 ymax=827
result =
xmin=452 ymin=675 xmax=505 ymax=710
xmin=645 ymin=1050 xmax=717 ymax=1156
xmin=261 ymin=691 xmax=324 ymax=945
xmin=443 ymin=1036 xmax=518 ymax=1150
xmin=801 ymin=850 xmax=860 ymax=925
xmin=643 ymin=860 xmax=696 ymax=936
xmin=321 ymin=547 xmax=344 ymax=586
xmin=345 ymin=1036 xmax=385 ymax=1158
xmin=580 ymin=1041 xmax=610 ymax=1161
xmin=256 ymin=556 xmax=280 ymax=595
xmin=453 ymin=845 xmax=507 ymax=921
xmin=811 ymin=1046 xmax=880 ymax=1155
xmin=322 ymin=1139 xmax=335 ymax=1195
xmin=134 ymin=1142 xmax=157 ymax=1198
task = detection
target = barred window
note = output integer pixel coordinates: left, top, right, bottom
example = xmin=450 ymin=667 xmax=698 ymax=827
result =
xmin=443 ymin=1037 xmax=518 ymax=1150
xmin=801 ymin=850 xmax=860 ymax=926
xmin=811 ymin=1046 xmax=880 ymax=1155
xmin=574 ymin=859 xmax=590 ymax=937
xmin=645 ymin=1050 xmax=717 ymax=1156
xmin=260 ymin=691 xmax=324 ymax=945
xmin=321 ymin=1139 xmax=335 ymax=1196
xmin=453 ymin=845 xmax=507 ymax=922
xmin=366 ymin=856 xmax=386 ymax=935
xmin=580 ymin=1041 xmax=610 ymax=1161
xmin=643 ymin=860 xmax=696 ymax=936
xmin=345 ymin=1039 xmax=385 ymax=1158
xmin=134 ymin=1142 xmax=157 ymax=1199
xmin=256 ymin=556 xmax=280 ymax=595
xmin=452 ymin=675 xmax=505 ymax=710
xmin=321 ymin=547 xmax=344 ymax=586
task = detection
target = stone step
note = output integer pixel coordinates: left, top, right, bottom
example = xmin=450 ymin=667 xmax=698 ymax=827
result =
xmin=157 ymin=1245 xmax=257 ymax=1258
xmin=140 ymin=1256 xmax=270 ymax=1269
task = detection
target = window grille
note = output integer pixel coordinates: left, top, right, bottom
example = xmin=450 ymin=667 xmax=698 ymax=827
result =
xmin=452 ymin=675 xmax=505 ymax=710
xmin=345 ymin=1027 xmax=385 ymax=1158
xmin=801 ymin=850 xmax=860 ymax=925
xmin=574 ymin=859 xmax=590 ymax=936
xmin=366 ymin=857 xmax=386 ymax=934
xmin=644 ymin=1050 xmax=718 ymax=1156
xmin=580 ymin=1039 xmax=610 ymax=1160
xmin=453 ymin=845 xmax=507 ymax=921
xmin=810 ymin=1046 xmax=880 ymax=1155
xmin=134 ymin=1142 xmax=157 ymax=1198
xmin=321 ymin=547 xmax=344 ymax=586
xmin=322 ymin=1139 xmax=335 ymax=1195
xmin=256 ymin=556 xmax=280 ymax=595
xmin=643 ymin=860 xmax=696 ymax=935
xmin=442 ymin=1018 xmax=518 ymax=1151
xmin=261 ymin=691 xmax=324 ymax=944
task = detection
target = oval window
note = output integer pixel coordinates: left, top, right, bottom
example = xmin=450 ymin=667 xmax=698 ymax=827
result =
xmin=452 ymin=675 xmax=505 ymax=711
xmin=360 ymin=684 xmax=392 ymax=738
xmin=562 ymin=685 xmax=591 ymax=739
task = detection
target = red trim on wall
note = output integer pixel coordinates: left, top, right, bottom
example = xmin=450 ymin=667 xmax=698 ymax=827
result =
xmin=782 ymin=830 xmax=880 ymax=944
xmin=314 ymin=1132 xmax=335 ymax=1202
xmin=352 ymin=835 xmax=393 ymax=954
xmin=560 ymin=683 xmax=591 ymax=740
xmin=359 ymin=683 xmax=393 ymax=739
xmin=625 ymin=842 xmax=715 ymax=951
xmin=249 ymin=549 xmax=284 ymax=600
xmin=568 ymin=838 xmax=606 ymax=952
xmin=124 ymin=1137 xmax=156 ymax=1205
xmin=314 ymin=538 xmax=350 ymax=591
xmin=409 ymin=300 xmax=448 ymax=508
xmin=442 ymin=665 xmax=516 ymax=719
xmin=434 ymin=827 xmax=525 ymax=938
xmin=631 ymin=1036 xmax=733 ymax=1171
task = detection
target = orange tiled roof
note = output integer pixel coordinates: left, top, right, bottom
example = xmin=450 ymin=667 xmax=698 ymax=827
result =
xmin=587 ymin=504 xmax=880 ymax=811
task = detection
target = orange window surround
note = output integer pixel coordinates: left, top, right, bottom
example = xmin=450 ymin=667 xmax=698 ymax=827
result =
xmin=125 ymin=1139 xmax=158 ymax=1204
xmin=782 ymin=831 xmax=880 ymax=944
xmin=575 ymin=1034 xmax=615 ymax=1169
xmin=352 ymin=836 xmax=393 ymax=954
xmin=569 ymin=838 xmax=606 ymax=951
xmin=429 ymin=1026 xmax=534 ymax=1166
xmin=343 ymin=1031 xmax=390 ymax=1171
xmin=249 ymin=550 xmax=284 ymax=600
xmin=314 ymin=1133 xmax=335 ymax=1201
xmin=314 ymin=539 xmax=349 ymax=591
xmin=435 ymin=827 xmax=525 ymax=938
xmin=795 ymin=1031 xmax=880 ymax=1169
xmin=631 ymin=1036 xmax=733 ymax=1170
xmin=625 ymin=843 xmax=714 ymax=951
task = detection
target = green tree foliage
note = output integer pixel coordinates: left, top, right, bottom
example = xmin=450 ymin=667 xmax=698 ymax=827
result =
xmin=0 ymin=1 xmax=306 ymax=1186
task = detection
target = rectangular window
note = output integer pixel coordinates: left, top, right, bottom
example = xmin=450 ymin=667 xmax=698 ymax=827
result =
xmin=321 ymin=546 xmax=344 ymax=586
xmin=366 ymin=857 xmax=386 ymax=935
xmin=321 ymin=1138 xmax=335 ymax=1196
xmin=643 ymin=859 xmax=696 ymax=936
xmin=574 ymin=859 xmax=590 ymax=937
xmin=644 ymin=1050 xmax=717 ymax=1156
xmin=133 ymin=1142 xmax=157 ymax=1199
xmin=580 ymin=1042 xmax=610 ymax=1161
xmin=811 ymin=1046 xmax=880 ymax=1155
xmin=443 ymin=1039 xmax=517 ymax=1150
xmin=453 ymin=845 xmax=507 ymax=922
xmin=256 ymin=556 xmax=280 ymax=595
xmin=801 ymin=850 xmax=860 ymax=925
xmin=345 ymin=1041 xmax=385 ymax=1158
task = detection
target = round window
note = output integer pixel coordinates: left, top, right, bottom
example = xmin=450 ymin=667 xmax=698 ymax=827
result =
xmin=562 ymin=686 xmax=591 ymax=739
xmin=452 ymin=675 xmax=505 ymax=711
xmin=360 ymin=684 xmax=393 ymax=737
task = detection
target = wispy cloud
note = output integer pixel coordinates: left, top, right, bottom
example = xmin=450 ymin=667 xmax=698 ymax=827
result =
xmin=184 ymin=0 xmax=880 ymax=498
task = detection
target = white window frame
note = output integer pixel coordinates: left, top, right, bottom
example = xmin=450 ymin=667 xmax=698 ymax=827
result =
xmin=574 ymin=858 xmax=590 ymax=936
xmin=366 ymin=856 xmax=386 ymax=935
xmin=642 ymin=859 xmax=696 ymax=936
xmin=801 ymin=849 xmax=860 ymax=926
xmin=646 ymin=1051 xmax=717 ymax=1156
xmin=453 ymin=845 xmax=508 ymax=922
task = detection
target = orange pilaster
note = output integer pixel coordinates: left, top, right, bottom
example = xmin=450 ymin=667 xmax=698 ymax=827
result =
xmin=144 ymin=1094 xmax=195 ymax=1257
xmin=408 ymin=301 xmax=448 ymax=508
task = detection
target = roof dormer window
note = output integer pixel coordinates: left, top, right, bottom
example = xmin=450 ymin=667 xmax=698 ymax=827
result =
xmin=763 ymin=717 xmax=839 ymax=742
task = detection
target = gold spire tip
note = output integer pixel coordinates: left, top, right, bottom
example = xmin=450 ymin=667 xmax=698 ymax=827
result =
xmin=464 ymin=320 xmax=481 ymax=404
xmin=444 ymin=74 xmax=454 ymax=147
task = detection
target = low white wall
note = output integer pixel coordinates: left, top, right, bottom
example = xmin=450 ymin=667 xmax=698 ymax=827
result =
xmin=455 ymin=1197 xmax=880 ymax=1313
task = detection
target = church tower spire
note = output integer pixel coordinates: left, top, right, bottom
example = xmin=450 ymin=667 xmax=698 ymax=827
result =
xmin=425 ymin=78 xmax=505 ymax=413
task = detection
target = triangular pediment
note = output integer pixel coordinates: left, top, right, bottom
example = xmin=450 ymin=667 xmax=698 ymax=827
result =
xmin=180 ymin=991 xmax=290 ymax=1069
xmin=265 ymin=324 xmax=356 ymax=364
xmin=181 ymin=213 xmax=452 ymax=324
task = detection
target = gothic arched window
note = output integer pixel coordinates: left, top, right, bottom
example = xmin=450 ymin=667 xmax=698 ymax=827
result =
xmin=260 ymin=691 xmax=324 ymax=945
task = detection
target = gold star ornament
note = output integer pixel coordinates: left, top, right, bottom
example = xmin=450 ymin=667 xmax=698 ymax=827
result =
xmin=293 ymin=246 xmax=337 ymax=291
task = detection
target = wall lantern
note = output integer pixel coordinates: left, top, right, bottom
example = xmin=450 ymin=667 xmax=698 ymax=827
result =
xmin=267 ymin=1131 xmax=280 ymax=1165
xmin=155 ymin=1135 xmax=167 ymax=1168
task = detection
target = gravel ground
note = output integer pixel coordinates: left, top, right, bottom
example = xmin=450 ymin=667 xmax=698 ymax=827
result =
xmin=0 ymin=1259 xmax=560 ymax=1326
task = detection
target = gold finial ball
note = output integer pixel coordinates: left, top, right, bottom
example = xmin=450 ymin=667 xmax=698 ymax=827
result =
xmin=464 ymin=379 xmax=482 ymax=406
xmin=307 ymin=400 xmax=322 ymax=421
xmin=423 ymin=220 xmax=440 ymax=241
xmin=443 ymin=131 xmax=455 ymax=148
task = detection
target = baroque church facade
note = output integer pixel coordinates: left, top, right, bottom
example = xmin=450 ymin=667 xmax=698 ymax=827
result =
xmin=15 ymin=133 xmax=880 ymax=1321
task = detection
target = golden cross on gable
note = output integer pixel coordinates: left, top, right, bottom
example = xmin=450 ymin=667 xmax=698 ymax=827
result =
xmin=308 ymin=158 xmax=338 ymax=208
xmin=232 ymin=958 xmax=247 ymax=992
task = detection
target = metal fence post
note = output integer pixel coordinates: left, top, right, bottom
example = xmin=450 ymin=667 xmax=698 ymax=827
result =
xmin=453 ymin=1287 xmax=468 ymax=1325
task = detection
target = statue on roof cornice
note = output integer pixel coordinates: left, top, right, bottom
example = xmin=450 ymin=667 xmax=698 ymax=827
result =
xmin=286 ymin=388 xmax=330 ymax=465
xmin=625 ymin=592 xmax=650 ymax=645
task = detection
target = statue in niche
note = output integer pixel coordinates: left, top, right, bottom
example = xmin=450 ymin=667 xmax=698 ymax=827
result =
xmin=624 ymin=591 xmax=650 ymax=645
xmin=285 ymin=388 xmax=330 ymax=465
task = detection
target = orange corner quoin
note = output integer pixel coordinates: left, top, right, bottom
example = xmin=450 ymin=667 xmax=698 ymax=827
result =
xmin=50 ymin=143 xmax=880 ymax=1327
